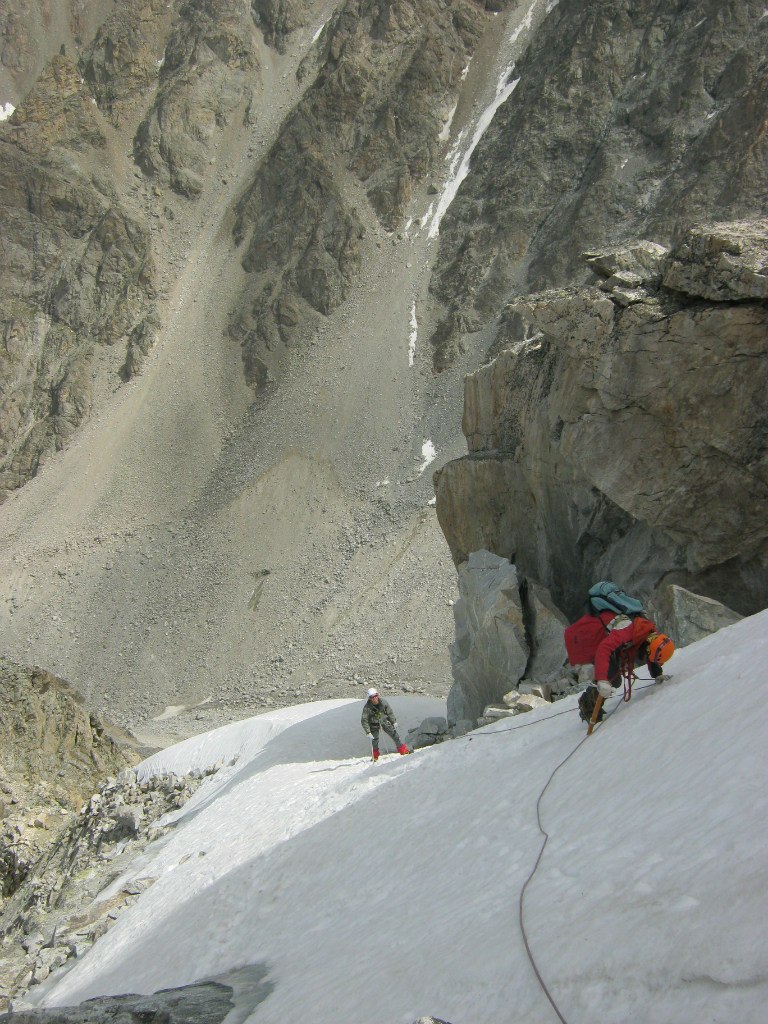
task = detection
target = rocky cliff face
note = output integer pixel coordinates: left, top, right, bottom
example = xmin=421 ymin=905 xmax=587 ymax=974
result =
xmin=0 ymin=50 xmax=156 ymax=499
xmin=0 ymin=659 xmax=137 ymax=907
xmin=229 ymin=0 xmax=499 ymax=387
xmin=435 ymin=222 xmax=768 ymax=617
xmin=428 ymin=0 xmax=768 ymax=367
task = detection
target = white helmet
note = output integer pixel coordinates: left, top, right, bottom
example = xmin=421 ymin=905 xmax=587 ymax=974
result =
xmin=366 ymin=688 xmax=378 ymax=697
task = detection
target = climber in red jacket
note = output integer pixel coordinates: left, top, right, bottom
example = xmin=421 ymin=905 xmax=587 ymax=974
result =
xmin=579 ymin=612 xmax=675 ymax=723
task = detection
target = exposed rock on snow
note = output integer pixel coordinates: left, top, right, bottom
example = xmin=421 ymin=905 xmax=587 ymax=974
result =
xmin=446 ymin=550 xmax=568 ymax=725
xmin=406 ymin=716 xmax=450 ymax=749
xmin=1 ymin=963 xmax=272 ymax=1022
xmin=651 ymin=584 xmax=743 ymax=648
xmin=523 ymin=581 xmax=568 ymax=683
xmin=0 ymin=765 xmax=218 ymax=1009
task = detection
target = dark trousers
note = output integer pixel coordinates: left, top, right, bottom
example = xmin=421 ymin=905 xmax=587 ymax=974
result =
xmin=372 ymin=723 xmax=401 ymax=750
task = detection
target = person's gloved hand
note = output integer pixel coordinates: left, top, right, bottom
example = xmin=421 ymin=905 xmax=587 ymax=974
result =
xmin=393 ymin=722 xmax=398 ymax=729
xmin=596 ymin=680 xmax=613 ymax=699
xmin=364 ymin=732 xmax=372 ymax=738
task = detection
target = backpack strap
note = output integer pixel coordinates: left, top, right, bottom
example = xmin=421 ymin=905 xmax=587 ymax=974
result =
xmin=606 ymin=614 xmax=632 ymax=633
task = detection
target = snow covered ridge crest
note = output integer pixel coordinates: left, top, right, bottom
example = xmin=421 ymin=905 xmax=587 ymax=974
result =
xmin=3 ymin=614 xmax=767 ymax=1024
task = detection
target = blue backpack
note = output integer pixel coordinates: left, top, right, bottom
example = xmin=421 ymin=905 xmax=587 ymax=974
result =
xmin=588 ymin=581 xmax=644 ymax=617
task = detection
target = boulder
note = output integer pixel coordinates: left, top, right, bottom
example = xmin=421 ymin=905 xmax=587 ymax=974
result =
xmin=519 ymin=682 xmax=552 ymax=702
xmin=407 ymin=716 xmax=450 ymax=749
xmin=524 ymin=581 xmax=568 ymax=682
xmin=662 ymin=222 xmax=768 ymax=302
xmin=511 ymin=693 xmax=550 ymax=714
xmin=481 ymin=704 xmax=517 ymax=720
xmin=584 ymin=241 xmax=668 ymax=285
xmin=550 ymin=673 xmax=581 ymax=697
xmin=651 ymin=584 xmax=743 ymax=648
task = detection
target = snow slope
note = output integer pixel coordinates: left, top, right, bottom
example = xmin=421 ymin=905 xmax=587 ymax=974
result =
xmin=36 ymin=615 xmax=768 ymax=1023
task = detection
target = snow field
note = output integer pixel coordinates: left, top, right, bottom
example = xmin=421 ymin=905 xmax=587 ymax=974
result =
xmin=37 ymin=615 xmax=768 ymax=1023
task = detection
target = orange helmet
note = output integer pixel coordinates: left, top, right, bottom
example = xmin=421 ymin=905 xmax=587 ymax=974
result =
xmin=647 ymin=632 xmax=675 ymax=665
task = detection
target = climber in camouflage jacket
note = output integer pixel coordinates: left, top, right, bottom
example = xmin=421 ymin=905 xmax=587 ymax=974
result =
xmin=360 ymin=689 xmax=409 ymax=759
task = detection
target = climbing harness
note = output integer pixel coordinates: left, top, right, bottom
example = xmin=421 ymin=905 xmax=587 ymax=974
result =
xmin=619 ymin=647 xmax=638 ymax=702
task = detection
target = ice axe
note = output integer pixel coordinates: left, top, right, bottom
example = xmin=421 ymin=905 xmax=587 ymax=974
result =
xmin=587 ymin=694 xmax=604 ymax=736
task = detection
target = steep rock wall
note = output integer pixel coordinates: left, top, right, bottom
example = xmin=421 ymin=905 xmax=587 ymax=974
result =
xmin=0 ymin=53 xmax=156 ymax=500
xmin=428 ymin=0 xmax=768 ymax=367
xmin=229 ymin=0 xmax=507 ymax=388
xmin=435 ymin=223 xmax=768 ymax=617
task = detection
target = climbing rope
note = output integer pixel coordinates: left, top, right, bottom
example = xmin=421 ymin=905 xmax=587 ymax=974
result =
xmin=515 ymin=702 xmax=622 ymax=1023
xmin=474 ymin=681 xmax=657 ymax=1021
xmin=465 ymin=680 xmax=655 ymax=741
xmin=620 ymin=649 xmax=638 ymax=702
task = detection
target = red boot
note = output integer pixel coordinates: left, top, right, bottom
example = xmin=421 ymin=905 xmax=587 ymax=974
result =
xmin=397 ymin=744 xmax=409 ymax=755
xmin=372 ymin=748 xmax=379 ymax=761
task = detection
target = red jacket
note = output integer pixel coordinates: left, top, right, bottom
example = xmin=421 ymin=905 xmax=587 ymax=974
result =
xmin=593 ymin=612 xmax=646 ymax=682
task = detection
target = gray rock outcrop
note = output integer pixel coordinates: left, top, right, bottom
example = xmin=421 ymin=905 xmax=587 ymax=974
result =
xmin=0 ymin=763 xmax=219 ymax=1009
xmin=524 ymin=581 xmax=568 ymax=682
xmin=651 ymin=584 xmax=743 ymax=648
xmin=662 ymin=222 xmax=768 ymax=302
xmin=0 ymin=964 xmax=272 ymax=1023
xmin=132 ymin=0 xmax=259 ymax=197
xmin=435 ymin=222 xmax=768 ymax=619
xmin=448 ymin=551 xmax=528 ymax=724
xmin=447 ymin=550 xmax=568 ymax=725
xmin=251 ymin=0 xmax=307 ymax=54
